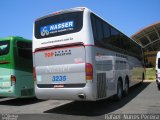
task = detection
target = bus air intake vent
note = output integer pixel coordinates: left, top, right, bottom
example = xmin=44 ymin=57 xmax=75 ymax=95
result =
xmin=97 ymin=73 xmax=106 ymax=98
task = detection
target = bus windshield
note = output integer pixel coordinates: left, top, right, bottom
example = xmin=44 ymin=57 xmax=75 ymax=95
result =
xmin=35 ymin=11 xmax=83 ymax=39
xmin=0 ymin=41 xmax=10 ymax=56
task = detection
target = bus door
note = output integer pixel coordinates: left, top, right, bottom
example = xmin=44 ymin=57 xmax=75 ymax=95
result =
xmin=34 ymin=45 xmax=86 ymax=88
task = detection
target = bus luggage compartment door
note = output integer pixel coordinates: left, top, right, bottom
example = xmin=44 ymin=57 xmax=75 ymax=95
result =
xmin=34 ymin=45 xmax=86 ymax=87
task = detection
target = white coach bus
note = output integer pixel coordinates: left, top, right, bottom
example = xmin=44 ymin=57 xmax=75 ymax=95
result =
xmin=33 ymin=7 xmax=144 ymax=101
xmin=156 ymin=51 xmax=160 ymax=90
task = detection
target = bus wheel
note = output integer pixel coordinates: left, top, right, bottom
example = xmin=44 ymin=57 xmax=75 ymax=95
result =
xmin=123 ymin=79 xmax=129 ymax=97
xmin=157 ymin=84 xmax=160 ymax=91
xmin=115 ymin=80 xmax=123 ymax=101
xmin=142 ymin=73 xmax=145 ymax=83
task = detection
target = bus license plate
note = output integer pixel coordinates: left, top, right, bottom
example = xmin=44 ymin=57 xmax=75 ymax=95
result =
xmin=52 ymin=75 xmax=67 ymax=83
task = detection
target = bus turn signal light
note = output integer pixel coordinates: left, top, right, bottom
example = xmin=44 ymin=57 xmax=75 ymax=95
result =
xmin=11 ymin=75 xmax=16 ymax=86
xmin=86 ymin=63 xmax=93 ymax=80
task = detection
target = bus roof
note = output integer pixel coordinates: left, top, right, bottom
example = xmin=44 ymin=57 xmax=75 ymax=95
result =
xmin=0 ymin=36 xmax=31 ymax=43
xmin=35 ymin=7 xmax=88 ymax=21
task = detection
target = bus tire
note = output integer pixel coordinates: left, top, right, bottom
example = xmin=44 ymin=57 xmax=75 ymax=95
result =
xmin=123 ymin=78 xmax=129 ymax=97
xmin=141 ymin=73 xmax=145 ymax=85
xmin=142 ymin=73 xmax=145 ymax=83
xmin=157 ymin=84 xmax=160 ymax=90
xmin=115 ymin=79 xmax=123 ymax=101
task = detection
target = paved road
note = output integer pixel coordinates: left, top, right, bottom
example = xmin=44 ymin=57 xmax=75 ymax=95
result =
xmin=0 ymin=81 xmax=160 ymax=120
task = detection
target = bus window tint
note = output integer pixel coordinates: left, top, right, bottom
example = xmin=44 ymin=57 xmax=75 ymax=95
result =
xmin=91 ymin=13 xmax=143 ymax=60
xmin=110 ymin=28 xmax=121 ymax=48
xmin=158 ymin=58 xmax=160 ymax=69
xmin=91 ymin=14 xmax=98 ymax=43
xmin=17 ymin=41 xmax=32 ymax=59
xmin=102 ymin=22 xmax=110 ymax=42
xmin=0 ymin=41 xmax=10 ymax=56
xmin=96 ymin=18 xmax=103 ymax=43
xmin=35 ymin=11 xmax=83 ymax=39
xmin=91 ymin=14 xmax=104 ymax=46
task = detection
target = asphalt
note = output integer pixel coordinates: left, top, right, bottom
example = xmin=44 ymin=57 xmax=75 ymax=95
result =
xmin=0 ymin=80 xmax=159 ymax=120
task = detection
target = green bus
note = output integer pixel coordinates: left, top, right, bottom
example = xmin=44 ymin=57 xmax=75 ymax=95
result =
xmin=0 ymin=36 xmax=35 ymax=98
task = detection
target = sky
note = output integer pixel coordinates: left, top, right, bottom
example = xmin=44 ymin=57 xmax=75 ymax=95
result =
xmin=0 ymin=0 xmax=160 ymax=40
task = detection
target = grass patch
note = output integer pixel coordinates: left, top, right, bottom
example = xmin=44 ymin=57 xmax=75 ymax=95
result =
xmin=145 ymin=68 xmax=155 ymax=80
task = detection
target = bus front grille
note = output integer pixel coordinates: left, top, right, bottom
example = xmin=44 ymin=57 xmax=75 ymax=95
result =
xmin=97 ymin=73 xmax=106 ymax=98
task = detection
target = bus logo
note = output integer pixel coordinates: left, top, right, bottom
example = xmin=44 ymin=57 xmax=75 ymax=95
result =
xmin=44 ymin=50 xmax=71 ymax=58
xmin=44 ymin=52 xmax=54 ymax=58
xmin=41 ymin=27 xmax=49 ymax=36
xmin=40 ymin=21 xmax=74 ymax=36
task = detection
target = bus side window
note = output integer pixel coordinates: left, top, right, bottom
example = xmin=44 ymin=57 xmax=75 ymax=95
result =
xmin=102 ymin=22 xmax=110 ymax=43
xmin=95 ymin=17 xmax=103 ymax=43
xmin=91 ymin=14 xmax=98 ymax=42
xmin=110 ymin=28 xmax=120 ymax=48
xmin=17 ymin=41 xmax=32 ymax=59
xmin=158 ymin=58 xmax=160 ymax=69
xmin=91 ymin=14 xmax=104 ymax=47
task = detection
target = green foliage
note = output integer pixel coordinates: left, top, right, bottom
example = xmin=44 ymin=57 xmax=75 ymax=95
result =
xmin=145 ymin=68 xmax=155 ymax=80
